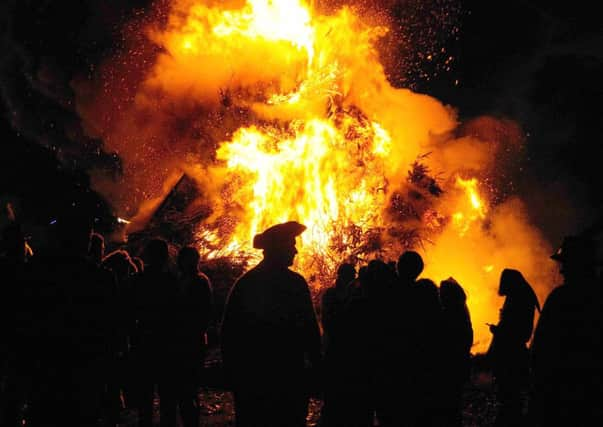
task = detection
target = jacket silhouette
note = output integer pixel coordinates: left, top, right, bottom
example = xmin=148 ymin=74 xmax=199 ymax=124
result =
xmin=221 ymin=221 xmax=321 ymax=427
xmin=531 ymin=236 xmax=602 ymax=426
xmin=488 ymin=268 xmax=540 ymax=427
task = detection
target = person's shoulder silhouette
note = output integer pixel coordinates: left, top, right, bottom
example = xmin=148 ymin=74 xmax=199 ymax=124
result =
xmin=531 ymin=234 xmax=602 ymax=425
xmin=176 ymin=245 xmax=212 ymax=334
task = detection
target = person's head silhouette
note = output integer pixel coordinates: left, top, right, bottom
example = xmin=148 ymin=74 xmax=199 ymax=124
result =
xmin=142 ymin=238 xmax=169 ymax=271
xmin=178 ymin=246 xmax=201 ymax=275
xmin=498 ymin=268 xmax=541 ymax=315
xmin=55 ymin=208 xmax=93 ymax=255
xmin=336 ymin=262 xmax=356 ymax=289
xmin=550 ymin=235 xmax=598 ymax=282
xmin=253 ymin=221 xmax=306 ymax=267
xmin=1 ymin=222 xmax=26 ymax=261
xmin=88 ymin=232 xmax=105 ymax=264
xmin=397 ymin=250 xmax=424 ymax=283
xmin=440 ymin=277 xmax=467 ymax=309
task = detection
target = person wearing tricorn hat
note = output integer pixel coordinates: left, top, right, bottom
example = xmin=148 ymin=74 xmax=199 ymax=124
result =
xmin=530 ymin=235 xmax=603 ymax=426
xmin=221 ymin=221 xmax=322 ymax=427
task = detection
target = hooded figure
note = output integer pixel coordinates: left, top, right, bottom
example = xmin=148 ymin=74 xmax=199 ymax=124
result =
xmin=487 ymin=269 xmax=540 ymax=427
xmin=221 ymin=221 xmax=321 ymax=427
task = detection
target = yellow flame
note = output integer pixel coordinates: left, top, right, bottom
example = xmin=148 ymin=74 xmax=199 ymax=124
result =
xmin=116 ymin=0 xmax=558 ymax=353
xmin=181 ymin=38 xmax=194 ymax=51
xmin=170 ymin=0 xmax=315 ymax=67
xmin=216 ymin=118 xmax=388 ymax=262
xmin=371 ymin=122 xmax=392 ymax=156
xmin=452 ymin=176 xmax=487 ymax=236
xmin=212 ymin=0 xmax=315 ymax=63
xmin=160 ymin=0 xmax=484 ymax=270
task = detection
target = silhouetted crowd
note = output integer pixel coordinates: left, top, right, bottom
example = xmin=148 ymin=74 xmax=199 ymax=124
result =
xmin=1 ymin=212 xmax=601 ymax=427
xmin=317 ymin=254 xmax=473 ymax=427
xmin=0 ymin=209 xmax=211 ymax=427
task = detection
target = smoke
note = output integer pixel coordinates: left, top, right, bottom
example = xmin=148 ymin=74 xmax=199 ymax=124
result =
xmin=0 ymin=0 xmax=463 ymax=218
xmin=422 ymin=196 xmax=560 ymax=352
xmin=455 ymin=0 xmax=603 ymax=245
xmin=74 ymin=1 xmax=463 ymax=219
xmin=0 ymin=0 xmax=126 ymax=176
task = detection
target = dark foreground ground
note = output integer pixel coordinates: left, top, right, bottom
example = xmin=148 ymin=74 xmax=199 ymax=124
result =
xmin=116 ymin=378 xmax=498 ymax=427
xmin=114 ymin=350 xmax=501 ymax=427
xmin=196 ymin=379 xmax=498 ymax=427
xmin=2 ymin=349 xmax=503 ymax=426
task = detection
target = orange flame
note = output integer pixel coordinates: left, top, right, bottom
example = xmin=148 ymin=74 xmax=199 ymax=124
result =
xmin=79 ymin=0 xmax=559 ymax=353
xmin=212 ymin=117 xmax=391 ymax=265
xmin=452 ymin=176 xmax=487 ymax=237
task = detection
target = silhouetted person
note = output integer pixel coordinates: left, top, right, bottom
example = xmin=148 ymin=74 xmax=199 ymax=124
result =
xmin=367 ymin=260 xmax=397 ymax=426
xmin=319 ymin=263 xmax=362 ymax=427
xmin=0 ymin=220 xmax=28 ymax=339
xmin=17 ymin=209 xmax=116 ymax=427
xmin=103 ymin=249 xmax=138 ymax=280
xmin=88 ymin=232 xmax=105 ymax=266
xmin=0 ymin=223 xmax=29 ymax=266
xmin=373 ymin=251 xmax=425 ymax=427
xmin=321 ymin=263 xmax=355 ymax=341
xmin=323 ymin=260 xmax=391 ymax=427
xmin=487 ymin=269 xmax=540 ymax=427
xmin=158 ymin=246 xmax=213 ymax=427
xmin=100 ymin=249 xmax=139 ymax=424
xmin=439 ymin=277 xmax=473 ymax=427
xmin=130 ymin=238 xmax=179 ymax=427
xmin=411 ymin=278 xmax=444 ymax=427
xmin=364 ymin=259 xmax=400 ymax=427
xmin=347 ymin=264 xmax=368 ymax=298
xmin=0 ymin=215 xmax=30 ymax=426
xmin=319 ymin=263 xmax=356 ymax=425
xmin=132 ymin=255 xmax=144 ymax=273
xmin=397 ymin=250 xmax=424 ymax=288
xmin=531 ymin=236 xmax=602 ymax=426
xmin=221 ymin=221 xmax=321 ymax=427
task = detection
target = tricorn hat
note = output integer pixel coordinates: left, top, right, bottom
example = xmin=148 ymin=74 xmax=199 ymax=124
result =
xmin=550 ymin=235 xmax=597 ymax=264
xmin=253 ymin=221 xmax=306 ymax=250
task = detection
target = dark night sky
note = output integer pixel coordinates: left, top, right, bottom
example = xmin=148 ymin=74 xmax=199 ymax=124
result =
xmin=1 ymin=0 xmax=601 ymax=246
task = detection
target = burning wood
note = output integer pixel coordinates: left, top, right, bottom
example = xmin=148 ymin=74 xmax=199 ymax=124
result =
xmin=128 ymin=173 xmax=210 ymax=247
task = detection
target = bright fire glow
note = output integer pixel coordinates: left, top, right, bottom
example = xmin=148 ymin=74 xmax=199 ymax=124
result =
xmin=211 ymin=0 xmax=315 ymax=63
xmin=453 ymin=176 xmax=487 ymax=236
xmin=215 ymin=118 xmax=389 ymax=262
xmin=85 ymin=0 xmax=558 ymax=353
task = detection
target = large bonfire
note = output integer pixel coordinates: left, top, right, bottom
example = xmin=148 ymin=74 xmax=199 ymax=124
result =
xmin=78 ymin=0 xmax=558 ymax=352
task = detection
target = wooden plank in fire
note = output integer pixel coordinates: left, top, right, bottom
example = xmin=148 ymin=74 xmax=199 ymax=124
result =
xmin=129 ymin=173 xmax=209 ymax=245
xmin=149 ymin=173 xmax=201 ymax=226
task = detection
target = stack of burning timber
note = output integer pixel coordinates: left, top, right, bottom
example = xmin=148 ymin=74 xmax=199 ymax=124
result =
xmin=129 ymin=155 xmax=444 ymax=291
